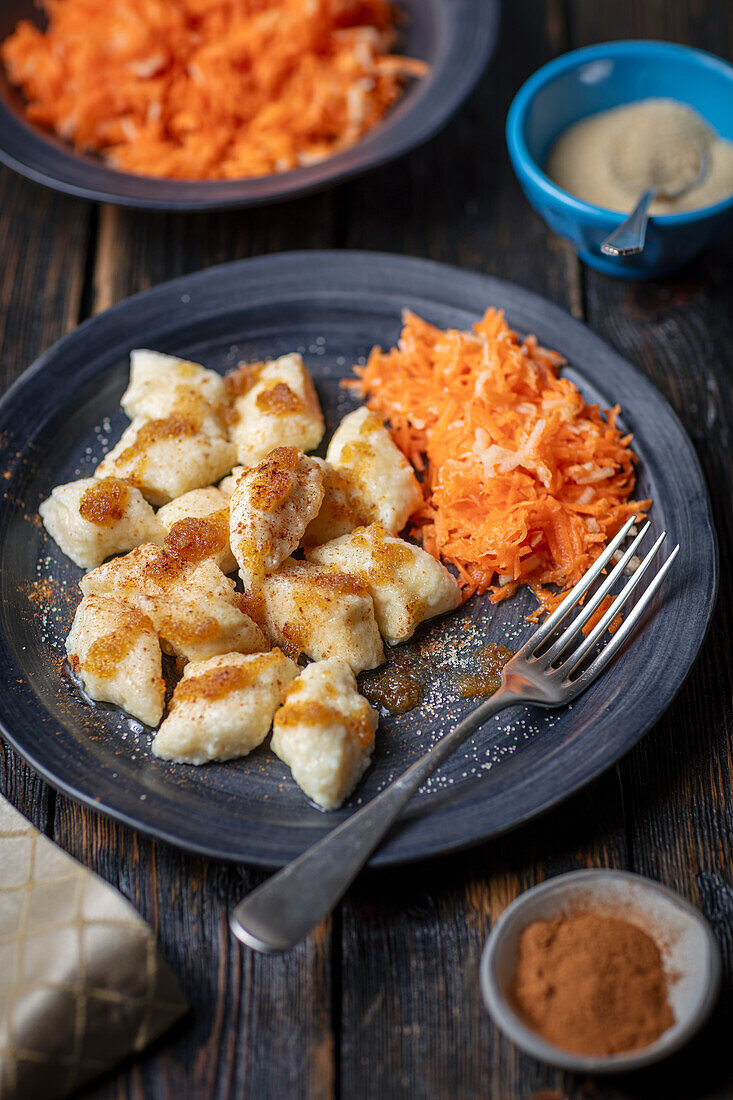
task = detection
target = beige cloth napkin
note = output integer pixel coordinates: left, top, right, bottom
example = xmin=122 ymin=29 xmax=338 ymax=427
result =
xmin=0 ymin=795 xmax=187 ymax=1099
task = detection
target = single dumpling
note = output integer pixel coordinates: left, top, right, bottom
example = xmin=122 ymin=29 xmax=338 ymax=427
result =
xmin=218 ymin=466 xmax=245 ymax=498
xmin=152 ymin=649 xmax=299 ymax=764
xmin=39 ymin=477 xmax=163 ymax=569
xmin=157 ymin=487 xmax=236 ymax=573
xmin=326 ymin=406 xmax=421 ymax=534
xmin=225 ymin=353 xmax=325 ymax=466
xmin=307 ymin=523 xmax=462 ymax=645
xmin=301 ymin=460 xmax=371 ymax=548
xmin=81 ymin=543 xmax=267 ymax=663
xmin=151 ymin=559 xmax=268 ymax=663
xmin=81 ymin=542 xmax=174 ymax=602
xmin=271 ymin=658 xmax=378 ymax=810
xmin=122 ymin=349 xmax=226 ymax=422
xmin=261 ymin=559 xmax=384 ymax=674
xmin=94 ymin=416 xmax=236 ymax=506
xmin=229 ymin=447 xmax=324 ymax=590
xmin=66 ymin=595 xmax=165 ymax=726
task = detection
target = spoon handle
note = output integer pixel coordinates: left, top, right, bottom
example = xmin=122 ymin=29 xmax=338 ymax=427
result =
xmin=600 ymin=190 xmax=657 ymax=257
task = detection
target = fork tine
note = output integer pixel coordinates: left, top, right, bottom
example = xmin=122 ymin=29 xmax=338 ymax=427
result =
xmin=559 ymin=530 xmax=669 ymax=679
xmin=523 ymin=515 xmax=637 ymax=655
xmin=539 ymin=521 xmax=652 ymax=665
xmin=566 ymin=545 xmax=679 ymax=690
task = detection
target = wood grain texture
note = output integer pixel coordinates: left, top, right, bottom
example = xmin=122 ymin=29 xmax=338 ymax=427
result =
xmin=565 ymin=3 xmax=733 ymax=1096
xmin=0 ymin=171 xmax=89 ymax=386
xmin=0 ymin=0 xmax=731 ymax=1097
xmin=91 ymin=190 xmax=341 ymax=314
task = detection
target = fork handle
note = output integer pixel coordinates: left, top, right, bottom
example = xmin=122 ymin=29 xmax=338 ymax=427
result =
xmin=230 ymin=689 xmax=516 ymax=953
xmin=600 ymin=189 xmax=657 ymax=256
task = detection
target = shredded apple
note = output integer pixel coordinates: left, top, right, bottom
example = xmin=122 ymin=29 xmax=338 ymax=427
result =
xmin=349 ymin=309 xmax=649 ymax=614
xmin=1 ymin=0 xmax=426 ymax=181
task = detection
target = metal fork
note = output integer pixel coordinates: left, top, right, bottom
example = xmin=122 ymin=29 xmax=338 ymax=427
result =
xmin=230 ymin=517 xmax=678 ymax=953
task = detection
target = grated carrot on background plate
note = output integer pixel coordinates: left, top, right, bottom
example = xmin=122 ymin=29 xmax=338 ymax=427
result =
xmin=1 ymin=0 xmax=426 ymax=181
xmin=349 ymin=308 xmax=650 ymax=614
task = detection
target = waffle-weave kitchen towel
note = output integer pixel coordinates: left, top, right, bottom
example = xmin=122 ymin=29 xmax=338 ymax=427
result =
xmin=0 ymin=795 xmax=187 ymax=1099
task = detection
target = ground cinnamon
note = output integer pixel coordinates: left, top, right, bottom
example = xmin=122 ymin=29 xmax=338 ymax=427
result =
xmin=509 ymin=910 xmax=675 ymax=1056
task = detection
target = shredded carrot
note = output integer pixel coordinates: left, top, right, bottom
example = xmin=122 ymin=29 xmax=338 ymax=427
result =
xmin=349 ymin=308 xmax=650 ymax=614
xmin=581 ymin=595 xmax=623 ymax=636
xmin=1 ymin=0 xmax=426 ymax=181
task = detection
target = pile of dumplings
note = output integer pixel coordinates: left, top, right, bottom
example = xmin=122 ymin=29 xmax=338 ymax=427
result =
xmin=40 ymin=350 xmax=461 ymax=810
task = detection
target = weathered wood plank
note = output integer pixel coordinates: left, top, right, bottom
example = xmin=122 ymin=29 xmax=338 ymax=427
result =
xmin=91 ymin=189 xmax=342 ymax=313
xmin=0 ymin=168 xmax=91 ymax=833
xmin=568 ymin=0 xmax=733 ymax=52
xmin=0 ymin=172 xmax=89 ymax=386
xmin=580 ymin=262 xmax=733 ymax=1100
xmin=563 ymin=3 xmax=733 ymax=1097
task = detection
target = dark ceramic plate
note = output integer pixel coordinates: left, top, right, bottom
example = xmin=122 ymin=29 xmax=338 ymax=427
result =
xmin=0 ymin=252 xmax=717 ymax=867
xmin=0 ymin=0 xmax=498 ymax=210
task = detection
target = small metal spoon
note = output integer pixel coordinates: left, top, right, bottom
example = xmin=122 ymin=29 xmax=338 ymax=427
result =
xmin=600 ymin=148 xmax=709 ymax=257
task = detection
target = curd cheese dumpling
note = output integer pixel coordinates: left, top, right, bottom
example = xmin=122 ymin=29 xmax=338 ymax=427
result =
xmin=271 ymin=659 xmax=378 ymax=810
xmin=66 ymin=595 xmax=165 ymax=726
xmin=307 ymin=523 xmax=461 ymax=645
xmin=261 ymin=559 xmax=384 ymax=674
xmin=229 ymin=447 xmax=324 ymax=590
xmin=325 ymin=406 xmax=421 ymax=534
xmin=95 ymin=416 xmax=236 ymax=506
xmin=225 ymin=353 xmax=325 ymax=466
xmin=151 ymin=559 xmax=267 ymax=663
xmin=122 ymin=350 xmax=226 ymax=422
xmin=81 ymin=543 xmax=267 ymax=663
xmin=81 ymin=542 xmax=181 ymax=602
xmin=218 ymin=466 xmax=245 ymax=498
xmin=301 ymin=460 xmax=370 ymax=548
xmin=157 ymin=487 xmax=236 ymax=573
xmin=152 ymin=649 xmax=298 ymax=764
xmin=39 ymin=477 xmax=163 ymax=569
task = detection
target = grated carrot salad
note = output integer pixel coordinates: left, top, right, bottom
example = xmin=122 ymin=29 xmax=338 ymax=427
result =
xmin=1 ymin=0 xmax=426 ymax=181
xmin=350 ymin=309 xmax=650 ymax=614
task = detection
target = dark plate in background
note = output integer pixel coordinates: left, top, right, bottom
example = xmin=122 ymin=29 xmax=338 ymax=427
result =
xmin=0 ymin=252 xmax=717 ymax=866
xmin=0 ymin=0 xmax=499 ymax=210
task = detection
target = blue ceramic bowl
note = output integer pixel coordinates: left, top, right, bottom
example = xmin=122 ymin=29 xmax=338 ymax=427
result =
xmin=506 ymin=41 xmax=733 ymax=279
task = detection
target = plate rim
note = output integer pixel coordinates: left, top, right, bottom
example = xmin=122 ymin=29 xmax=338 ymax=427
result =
xmin=0 ymin=249 xmax=719 ymax=866
xmin=0 ymin=0 xmax=499 ymax=210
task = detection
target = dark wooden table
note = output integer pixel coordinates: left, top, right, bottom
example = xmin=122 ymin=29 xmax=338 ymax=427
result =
xmin=2 ymin=2 xmax=732 ymax=1097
